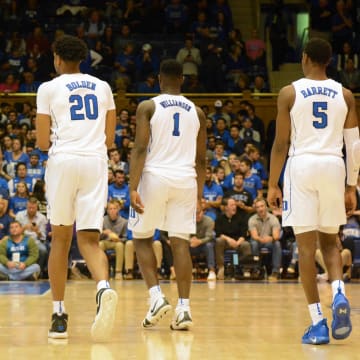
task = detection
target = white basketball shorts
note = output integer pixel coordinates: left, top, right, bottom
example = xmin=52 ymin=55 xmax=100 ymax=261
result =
xmin=45 ymin=153 xmax=107 ymax=231
xmin=282 ymin=154 xmax=346 ymax=228
xmin=127 ymin=172 xmax=197 ymax=236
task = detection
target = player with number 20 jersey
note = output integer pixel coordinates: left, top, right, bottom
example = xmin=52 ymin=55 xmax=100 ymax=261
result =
xmin=37 ymin=72 xmax=115 ymax=230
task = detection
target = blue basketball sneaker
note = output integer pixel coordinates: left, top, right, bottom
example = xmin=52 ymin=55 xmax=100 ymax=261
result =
xmin=302 ymin=319 xmax=329 ymax=345
xmin=331 ymin=289 xmax=352 ymax=340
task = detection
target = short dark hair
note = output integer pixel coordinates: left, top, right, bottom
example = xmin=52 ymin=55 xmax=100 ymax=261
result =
xmin=303 ymin=38 xmax=332 ymax=66
xmin=160 ymin=59 xmax=183 ymax=78
xmin=53 ymin=34 xmax=88 ymax=62
xmin=234 ymin=170 xmax=244 ymax=178
xmin=239 ymin=157 xmax=252 ymax=168
xmin=15 ymin=161 xmax=27 ymax=172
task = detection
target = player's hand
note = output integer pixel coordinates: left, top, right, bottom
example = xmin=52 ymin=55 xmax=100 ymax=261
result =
xmin=345 ymin=185 xmax=356 ymax=216
xmin=130 ymin=190 xmax=144 ymax=214
xmin=267 ymin=185 xmax=283 ymax=211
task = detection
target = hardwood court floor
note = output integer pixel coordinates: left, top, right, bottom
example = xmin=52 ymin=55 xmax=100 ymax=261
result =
xmin=1 ymin=279 xmax=360 ymax=360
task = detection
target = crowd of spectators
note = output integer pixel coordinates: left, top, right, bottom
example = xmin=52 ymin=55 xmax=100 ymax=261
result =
xmin=0 ymin=0 xmax=271 ymax=94
xmin=308 ymin=0 xmax=360 ymax=91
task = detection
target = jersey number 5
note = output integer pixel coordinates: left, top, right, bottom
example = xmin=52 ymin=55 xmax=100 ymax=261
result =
xmin=312 ymin=102 xmax=328 ymax=129
xmin=70 ymin=94 xmax=99 ymax=120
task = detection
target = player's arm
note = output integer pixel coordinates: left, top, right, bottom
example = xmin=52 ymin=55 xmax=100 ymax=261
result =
xmin=343 ymin=87 xmax=360 ymax=185
xmin=36 ymin=113 xmax=51 ymax=151
xmin=267 ymin=85 xmax=293 ymax=208
xmin=35 ymin=84 xmax=51 ymax=151
xmin=343 ymin=88 xmax=359 ymax=214
xmin=195 ymin=106 xmax=207 ymax=202
xmin=268 ymin=85 xmax=293 ymax=187
xmin=129 ymin=100 xmax=154 ymax=211
xmin=105 ymin=109 xmax=116 ymax=149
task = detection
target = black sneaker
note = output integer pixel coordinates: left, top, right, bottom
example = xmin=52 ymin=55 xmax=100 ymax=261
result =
xmin=48 ymin=313 xmax=68 ymax=339
xmin=91 ymin=288 xmax=118 ymax=342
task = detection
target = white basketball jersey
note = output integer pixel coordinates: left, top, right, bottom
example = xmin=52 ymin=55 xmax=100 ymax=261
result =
xmin=289 ymin=78 xmax=347 ymax=157
xmin=143 ymin=94 xmax=200 ymax=187
xmin=36 ymin=73 xmax=115 ymax=158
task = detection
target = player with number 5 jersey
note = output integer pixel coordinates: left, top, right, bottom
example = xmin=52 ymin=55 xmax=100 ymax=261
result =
xmin=267 ymin=38 xmax=359 ymax=345
xmin=36 ymin=35 xmax=118 ymax=342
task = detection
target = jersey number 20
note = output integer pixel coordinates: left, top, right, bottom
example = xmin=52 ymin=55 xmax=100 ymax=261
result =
xmin=312 ymin=102 xmax=327 ymax=129
xmin=70 ymin=94 xmax=99 ymax=120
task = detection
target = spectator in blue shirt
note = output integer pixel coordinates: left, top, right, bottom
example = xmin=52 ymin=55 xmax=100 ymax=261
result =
xmin=214 ymin=117 xmax=230 ymax=145
xmin=0 ymin=198 xmax=12 ymax=239
xmin=27 ymin=151 xmax=44 ymax=181
xmin=8 ymin=162 xmax=36 ymax=197
xmin=227 ymin=124 xmax=245 ymax=155
xmin=137 ymin=73 xmax=160 ymax=102
xmin=135 ymin=43 xmax=160 ymax=82
xmin=202 ymin=166 xmax=223 ymax=221
xmin=18 ymin=71 xmax=41 ymax=93
xmin=239 ymin=157 xmax=262 ymax=200
xmin=9 ymin=181 xmax=29 ymax=218
xmin=246 ymin=145 xmax=268 ymax=186
xmin=222 ymin=155 xmax=242 ymax=191
xmin=108 ymin=169 xmax=130 ymax=219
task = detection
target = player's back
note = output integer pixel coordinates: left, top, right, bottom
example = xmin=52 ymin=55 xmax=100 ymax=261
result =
xmin=144 ymin=94 xmax=199 ymax=185
xmin=36 ymin=73 xmax=115 ymax=158
xmin=289 ymin=78 xmax=347 ymax=158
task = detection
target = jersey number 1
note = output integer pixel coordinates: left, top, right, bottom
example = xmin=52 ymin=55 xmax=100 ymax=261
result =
xmin=312 ymin=102 xmax=328 ymax=129
xmin=70 ymin=94 xmax=99 ymax=120
xmin=172 ymin=112 xmax=180 ymax=136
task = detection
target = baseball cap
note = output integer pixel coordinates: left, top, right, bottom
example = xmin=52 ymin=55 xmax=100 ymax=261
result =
xmin=142 ymin=43 xmax=152 ymax=51
xmin=214 ymin=100 xmax=222 ymax=108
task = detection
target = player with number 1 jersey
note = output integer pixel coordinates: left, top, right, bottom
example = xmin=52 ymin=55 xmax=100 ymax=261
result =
xmin=143 ymin=94 xmax=200 ymax=188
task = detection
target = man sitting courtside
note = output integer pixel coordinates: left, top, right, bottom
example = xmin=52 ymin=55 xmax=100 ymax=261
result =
xmin=100 ymin=199 xmax=128 ymax=280
xmin=0 ymin=220 xmax=40 ymax=280
xmin=215 ymin=197 xmax=251 ymax=280
xmin=190 ymin=205 xmax=216 ymax=281
xmin=248 ymin=197 xmax=282 ymax=281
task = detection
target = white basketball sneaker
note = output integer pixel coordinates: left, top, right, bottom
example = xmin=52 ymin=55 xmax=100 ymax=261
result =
xmin=142 ymin=296 xmax=172 ymax=328
xmin=91 ymin=288 xmax=118 ymax=342
xmin=170 ymin=308 xmax=193 ymax=331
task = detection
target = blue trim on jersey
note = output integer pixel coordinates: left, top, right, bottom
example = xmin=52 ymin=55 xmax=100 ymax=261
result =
xmin=283 ymin=157 xmax=293 ymax=223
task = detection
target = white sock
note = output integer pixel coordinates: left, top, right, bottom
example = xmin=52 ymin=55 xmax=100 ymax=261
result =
xmin=177 ymin=298 xmax=190 ymax=311
xmin=149 ymin=285 xmax=163 ymax=303
xmin=308 ymin=303 xmax=324 ymax=325
xmin=97 ymin=280 xmax=110 ymax=292
xmin=53 ymin=301 xmax=66 ymax=315
xmin=331 ymin=280 xmax=345 ymax=300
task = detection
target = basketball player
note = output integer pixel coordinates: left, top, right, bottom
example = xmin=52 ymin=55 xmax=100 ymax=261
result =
xmin=128 ymin=59 xmax=206 ymax=330
xmin=267 ymin=38 xmax=359 ymax=345
xmin=36 ymin=35 xmax=118 ymax=341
